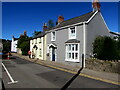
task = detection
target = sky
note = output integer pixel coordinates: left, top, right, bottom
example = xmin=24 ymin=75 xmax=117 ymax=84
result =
xmin=2 ymin=2 xmax=119 ymax=40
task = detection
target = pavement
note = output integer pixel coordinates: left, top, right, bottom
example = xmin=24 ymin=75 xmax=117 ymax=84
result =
xmin=11 ymin=53 xmax=120 ymax=86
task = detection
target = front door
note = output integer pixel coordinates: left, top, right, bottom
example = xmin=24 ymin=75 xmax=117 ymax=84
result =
xmin=52 ymin=48 xmax=55 ymax=61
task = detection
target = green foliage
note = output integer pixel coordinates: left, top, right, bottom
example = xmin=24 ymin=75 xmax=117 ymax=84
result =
xmin=20 ymin=41 xmax=30 ymax=55
xmin=47 ymin=19 xmax=54 ymax=29
xmin=17 ymin=35 xmax=30 ymax=55
xmin=93 ymin=36 xmax=120 ymax=60
xmin=2 ymin=39 xmax=11 ymax=52
xmin=17 ymin=35 xmax=29 ymax=48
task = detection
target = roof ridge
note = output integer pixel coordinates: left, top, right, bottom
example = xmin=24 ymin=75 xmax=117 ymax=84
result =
xmin=62 ymin=11 xmax=93 ymax=23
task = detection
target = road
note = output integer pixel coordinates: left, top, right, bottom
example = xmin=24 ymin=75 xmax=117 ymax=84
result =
xmin=2 ymin=56 xmax=119 ymax=89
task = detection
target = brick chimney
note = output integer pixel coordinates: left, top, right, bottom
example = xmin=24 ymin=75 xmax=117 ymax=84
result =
xmin=92 ymin=0 xmax=101 ymax=12
xmin=43 ymin=23 xmax=47 ymax=32
xmin=58 ymin=16 xmax=64 ymax=24
xmin=24 ymin=30 xmax=27 ymax=36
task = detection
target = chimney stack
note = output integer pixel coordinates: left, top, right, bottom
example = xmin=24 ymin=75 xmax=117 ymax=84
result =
xmin=58 ymin=16 xmax=64 ymax=24
xmin=43 ymin=23 xmax=47 ymax=32
xmin=92 ymin=0 xmax=101 ymax=12
xmin=24 ymin=30 xmax=27 ymax=36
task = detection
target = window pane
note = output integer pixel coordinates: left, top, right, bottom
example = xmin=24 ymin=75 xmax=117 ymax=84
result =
xmin=52 ymin=32 xmax=55 ymax=40
xmin=75 ymin=53 xmax=78 ymax=59
xmin=69 ymin=53 xmax=71 ymax=59
xmin=69 ymin=45 xmax=71 ymax=51
xmin=75 ymin=44 xmax=78 ymax=51
xmin=72 ymin=44 xmax=74 ymax=51
xmin=72 ymin=53 xmax=74 ymax=59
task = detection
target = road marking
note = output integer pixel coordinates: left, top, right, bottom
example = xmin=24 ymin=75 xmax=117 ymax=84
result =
xmin=2 ymin=63 xmax=18 ymax=84
xmin=36 ymin=62 xmax=120 ymax=86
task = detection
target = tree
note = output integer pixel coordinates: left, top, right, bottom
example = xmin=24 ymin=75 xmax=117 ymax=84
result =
xmin=93 ymin=36 xmax=119 ymax=60
xmin=2 ymin=39 xmax=11 ymax=52
xmin=47 ymin=19 xmax=54 ymax=29
xmin=20 ymin=41 xmax=30 ymax=55
xmin=17 ymin=35 xmax=29 ymax=48
xmin=17 ymin=35 xmax=30 ymax=55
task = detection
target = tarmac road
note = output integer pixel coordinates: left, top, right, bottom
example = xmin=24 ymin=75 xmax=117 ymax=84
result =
xmin=2 ymin=56 xmax=119 ymax=89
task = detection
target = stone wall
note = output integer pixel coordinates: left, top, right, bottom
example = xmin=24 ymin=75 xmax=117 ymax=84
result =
xmin=85 ymin=58 xmax=120 ymax=74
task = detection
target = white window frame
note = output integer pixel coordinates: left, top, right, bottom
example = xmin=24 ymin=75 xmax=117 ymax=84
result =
xmin=51 ymin=31 xmax=56 ymax=41
xmin=65 ymin=43 xmax=79 ymax=62
xmin=39 ymin=48 xmax=42 ymax=57
xmin=39 ymin=38 xmax=41 ymax=43
xmin=69 ymin=26 xmax=77 ymax=39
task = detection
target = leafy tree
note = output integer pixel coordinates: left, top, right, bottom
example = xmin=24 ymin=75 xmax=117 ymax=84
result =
xmin=93 ymin=36 xmax=119 ymax=60
xmin=20 ymin=41 xmax=30 ymax=55
xmin=2 ymin=39 xmax=11 ymax=52
xmin=17 ymin=35 xmax=29 ymax=55
xmin=17 ymin=35 xmax=29 ymax=48
xmin=47 ymin=19 xmax=54 ymax=29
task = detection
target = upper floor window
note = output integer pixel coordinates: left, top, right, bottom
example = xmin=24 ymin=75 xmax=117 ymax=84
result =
xmin=51 ymin=31 xmax=56 ymax=41
xmin=39 ymin=38 xmax=42 ymax=43
xmin=69 ymin=27 xmax=76 ymax=39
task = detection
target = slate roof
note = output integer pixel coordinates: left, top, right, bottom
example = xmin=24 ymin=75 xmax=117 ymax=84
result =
xmin=49 ymin=11 xmax=95 ymax=30
xmin=33 ymin=32 xmax=45 ymax=39
xmin=65 ymin=39 xmax=80 ymax=43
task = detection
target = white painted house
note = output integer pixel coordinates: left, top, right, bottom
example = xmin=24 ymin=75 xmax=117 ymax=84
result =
xmin=11 ymin=36 xmax=18 ymax=53
xmin=30 ymin=24 xmax=47 ymax=60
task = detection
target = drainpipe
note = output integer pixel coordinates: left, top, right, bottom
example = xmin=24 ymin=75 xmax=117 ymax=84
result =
xmin=83 ymin=22 xmax=86 ymax=68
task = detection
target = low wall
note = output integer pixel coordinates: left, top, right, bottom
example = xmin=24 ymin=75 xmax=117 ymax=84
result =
xmin=85 ymin=58 xmax=120 ymax=74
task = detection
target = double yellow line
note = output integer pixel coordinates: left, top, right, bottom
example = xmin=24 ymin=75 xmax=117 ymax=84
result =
xmin=36 ymin=61 xmax=120 ymax=86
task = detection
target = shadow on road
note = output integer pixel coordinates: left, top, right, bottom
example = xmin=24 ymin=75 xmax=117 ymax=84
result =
xmin=61 ymin=54 xmax=85 ymax=90
xmin=2 ymin=79 xmax=5 ymax=90
xmin=61 ymin=67 xmax=83 ymax=90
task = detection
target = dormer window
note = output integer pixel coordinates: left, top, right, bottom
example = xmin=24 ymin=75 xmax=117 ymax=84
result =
xmin=69 ymin=27 xmax=76 ymax=39
xmin=51 ymin=31 xmax=56 ymax=41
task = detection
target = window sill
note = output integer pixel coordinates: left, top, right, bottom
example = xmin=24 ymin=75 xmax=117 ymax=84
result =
xmin=65 ymin=59 xmax=80 ymax=63
xmin=51 ymin=40 xmax=55 ymax=42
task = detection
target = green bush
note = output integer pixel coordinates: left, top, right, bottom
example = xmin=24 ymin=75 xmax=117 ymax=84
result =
xmin=17 ymin=35 xmax=30 ymax=55
xmin=20 ymin=41 xmax=30 ymax=55
xmin=93 ymin=36 xmax=120 ymax=60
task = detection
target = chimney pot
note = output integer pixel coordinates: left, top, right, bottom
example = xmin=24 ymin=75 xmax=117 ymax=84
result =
xmin=92 ymin=0 xmax=101 ymax=12
xmin=43 ymin=23 xmax=47 ymax=32
xmin=58 ymin=16 xmax=64 ymax=24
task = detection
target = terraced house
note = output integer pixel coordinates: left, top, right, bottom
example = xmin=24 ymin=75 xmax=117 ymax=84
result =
xmin=45 ymin=0 xmax=111 ymax=67
xmin=30 ymin=24 xmax=47 ymax=60
xmin=30 ymin=0 xmax=111 ymax=67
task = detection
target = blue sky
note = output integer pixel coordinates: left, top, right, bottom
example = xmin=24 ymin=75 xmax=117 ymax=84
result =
xmin=2 ymin=2 xmax=118 ymax=40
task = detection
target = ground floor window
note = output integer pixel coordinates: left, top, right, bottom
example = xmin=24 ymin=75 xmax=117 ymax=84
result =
xmin=65 ymin=43 xmax=79 ymax=62
xmin=39 ymin=48 xmax=42 ymax=57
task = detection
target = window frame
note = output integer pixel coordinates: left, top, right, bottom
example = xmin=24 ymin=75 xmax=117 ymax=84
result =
xmin=51 ymin=31 xmax=56 ymax=41
xmin=68 ymin=26 xmax=77 ymax=39
xmin=65 ymin=43 xmax=79 ymax=62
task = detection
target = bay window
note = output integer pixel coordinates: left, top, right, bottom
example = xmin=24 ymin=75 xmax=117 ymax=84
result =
xmin=65 ymin=43 xmax=79 ymax=62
